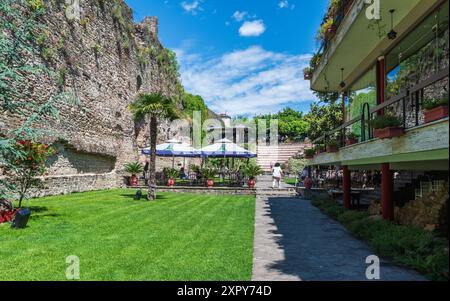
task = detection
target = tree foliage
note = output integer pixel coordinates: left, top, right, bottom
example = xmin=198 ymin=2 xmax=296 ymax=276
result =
xmin=182 ymin=92 xmax=208 ymax=121
xmin=304 ymin=101 xmax=343 ymax=141
xmin=256 ymin=107 xmax=309 ymax=141
xmin=129 ymin=93 xmax=179 ymax=201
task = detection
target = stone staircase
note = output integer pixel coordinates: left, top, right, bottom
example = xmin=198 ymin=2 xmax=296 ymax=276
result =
xmin=257 ymin=143 xmax=311 ymax=172
xmin=255 ymin=175 xmax=297 ymax=197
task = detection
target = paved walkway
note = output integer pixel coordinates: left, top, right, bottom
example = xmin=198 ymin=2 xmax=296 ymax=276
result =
xmin=252 ymin=177 xmax=426 ymax=281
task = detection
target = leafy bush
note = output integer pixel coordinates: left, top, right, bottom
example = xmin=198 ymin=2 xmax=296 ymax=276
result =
xmin=200 ymin=168 xmax=217 ymax=180
xmin=287 ymin=158 xmax=307 ymax=174
xmin=304 ymin=148 xmax=315 ymax=157
xmin=124 ymin=162 xmax=144 ymax=176
xmin=371 ymin=115 xmax=402 ymax=129
xmin=327 ymin=139 xmax=339 ymax=148
xmin=422 ymin=94 xmax=449 ymax=111
xmin=163 ymin=168 xmax=179 ymax=179
xmin=311 ymin=197 xmax=449 ymax=281
xmin=346 ymin=132 xmax=359 ymax=140
xmin=242 ymin=163 xmax=263 ymax=180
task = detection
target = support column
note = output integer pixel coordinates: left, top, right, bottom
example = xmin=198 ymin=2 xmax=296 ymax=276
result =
xmin=342 ymin=165 xmax=351 ymax=209
xmin=376 ymin=56 xmax=386 ymax=116
xmin=381 ymin=163 xmax=394 ymax=220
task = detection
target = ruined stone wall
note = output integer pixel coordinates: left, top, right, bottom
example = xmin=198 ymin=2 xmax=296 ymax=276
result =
xmin=0 ymin=0 xmax=187 ymax=197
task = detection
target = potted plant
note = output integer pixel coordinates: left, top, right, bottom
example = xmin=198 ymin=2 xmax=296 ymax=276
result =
xmin=124 ymin=162 xmax=144 ymax=187
xmin=422 ymin=94 xmax=449 ymax=123
xmin=164 ymin=168 xmax=179 ymax=187
xmin=303 ymin=67 xmax=313 ymax=80
xmin=321 ymin=18 xmax=335 ymax=40
xmin=326 ymin=139 xmax=339 ymax=153
xmin=371 ymin=114 xmax=404 ymax=139
xmin=345 ymin=132 xmax=359 ymax=146
xmin=304 ymin=148 xmax=316 ymax=159
xmin=310 ymin=53 xmax=322 ymax=70
xmin=201 ymin=168 xmax=217 ymax=188
xmin=242 ymin=164 xmax=263 ymax=188
xmin=315 ymin=144 xmax=326 ymax=154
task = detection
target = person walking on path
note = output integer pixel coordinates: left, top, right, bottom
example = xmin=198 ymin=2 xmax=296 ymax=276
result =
xmin=272 ymin=162 xmax=284 ymax=189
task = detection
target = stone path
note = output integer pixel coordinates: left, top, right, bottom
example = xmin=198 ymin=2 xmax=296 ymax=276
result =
xmin=251 ymin=176 xmax=426 ymax=281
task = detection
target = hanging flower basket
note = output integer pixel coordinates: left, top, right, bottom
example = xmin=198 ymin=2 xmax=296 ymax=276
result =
xmin=303 ymin=68 xmax=313 ymax=80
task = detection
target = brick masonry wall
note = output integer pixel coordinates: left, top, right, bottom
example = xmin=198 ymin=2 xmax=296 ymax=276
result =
xmin=0 ymin=0 xmax=187 ymax=197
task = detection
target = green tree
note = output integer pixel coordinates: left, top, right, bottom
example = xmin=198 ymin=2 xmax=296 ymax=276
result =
xmin=182 ymin=92 xmax=208 ymax=121
xmin=305 ymin=101 xmax=343 ymax=141
xmin=129 ymin=93 xmax=179 ymax=201
xmin=347 ymin=90 xmax=376 ymax=137
xmin=255 ymin=107 xmax=309 ymax=141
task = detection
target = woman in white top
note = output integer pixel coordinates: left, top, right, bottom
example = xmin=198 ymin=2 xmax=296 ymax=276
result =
xmin=272 ymin=162 xmax=283 ymax=189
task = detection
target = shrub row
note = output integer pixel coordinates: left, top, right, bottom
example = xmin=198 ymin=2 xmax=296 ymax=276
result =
xmin=311 ymin=198 xmax=449 ymax=281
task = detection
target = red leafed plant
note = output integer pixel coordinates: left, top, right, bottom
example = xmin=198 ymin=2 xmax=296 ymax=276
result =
xmin=2 ymin=134 xmax=55 ymax=208
xmin=0 ymin=209 xmax=18 ymax=224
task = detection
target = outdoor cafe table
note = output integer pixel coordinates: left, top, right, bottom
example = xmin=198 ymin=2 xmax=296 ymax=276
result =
xmin=329 ymin=189 xmax=362 ymax=209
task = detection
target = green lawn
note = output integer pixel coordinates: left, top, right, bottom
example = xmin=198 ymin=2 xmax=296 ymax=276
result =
xmin=0 ymin=189 xmax=256 ymax=281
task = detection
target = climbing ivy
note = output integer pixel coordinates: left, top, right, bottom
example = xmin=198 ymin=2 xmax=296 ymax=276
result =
xmin=0 ymin=0 xmax=77 ymax=200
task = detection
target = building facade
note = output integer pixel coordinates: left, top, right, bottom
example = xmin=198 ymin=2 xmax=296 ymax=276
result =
xmin=307 ymin=0 xmax=449 ymax=223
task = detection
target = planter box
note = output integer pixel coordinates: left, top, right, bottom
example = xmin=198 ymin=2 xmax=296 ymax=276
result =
xmin=304 ymin=73 xmax=312 ymax=80
xmin=304 ymin=154 xmax=314 ymax=159
xmin=326 ymin=145 xmax=339 ymax=153
xmin=374 ymin=127 xmax=405 ymax=139
xmin=345 ymin=138 xmax=357 ymax=146
xmin=424 ymin=105 xmax=449 ymax=123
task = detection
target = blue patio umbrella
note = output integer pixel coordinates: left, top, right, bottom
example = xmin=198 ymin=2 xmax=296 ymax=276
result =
xmin=142 ymin=139 xmax=201 ymax=168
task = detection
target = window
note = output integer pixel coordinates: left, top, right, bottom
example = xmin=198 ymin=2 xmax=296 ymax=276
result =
xmin=345 ymin=65 xmax=377 ymax=140
xmin=386 ymin=0 xmax=449 ymax=98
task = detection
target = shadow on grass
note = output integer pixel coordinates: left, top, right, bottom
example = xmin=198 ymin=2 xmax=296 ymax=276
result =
xmin=27 ymin=206 xmax=49 ymax=213
xmin=119 ymin=193 xmax=169 ymax=201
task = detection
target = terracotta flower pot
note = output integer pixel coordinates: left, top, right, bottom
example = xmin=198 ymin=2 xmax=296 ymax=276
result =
xmin=167 ymin=178 xmax=175 ymax=187
xmin=345 ymin=138 xmax=357 ymax=146
xmin=304 ymin=177 xmax=313 ymax=189
xmin=326 ymin=145 xmax=339 ymax=153
xmin=206 ymin=179 xmax=214 ymax=188
xmin=129 ymin=175 xmax=139 ymax=187
xmin=374 ymin=127 xmax=405 ymax=139
xmin=424 ymin=105 xmax=449 ymax=124
xmin=248 ymin=179 xmax=256 ymax=188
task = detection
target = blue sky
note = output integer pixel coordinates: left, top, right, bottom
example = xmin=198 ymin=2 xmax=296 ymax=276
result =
xmin=125 ymin=0 xmax=329 ymax=116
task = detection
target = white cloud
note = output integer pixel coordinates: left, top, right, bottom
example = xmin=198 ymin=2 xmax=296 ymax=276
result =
xmin=175 ymin=46 xmax=316 ymax=116
xmin=279 ymin=0 xmax=295 ymax=10
xmin=232 ymin=11 xmax=248 ymax=22
xmin=239 ymin=20 xmax=266 ymax=37
xmin=181 ymin=1 xmax=202 ymax=15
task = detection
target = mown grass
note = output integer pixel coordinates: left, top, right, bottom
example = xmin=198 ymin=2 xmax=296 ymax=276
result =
xmin=0 ymin=189 xmax=256 ymax=281
xmin=311 ymin=197 xmax=449 ymax=281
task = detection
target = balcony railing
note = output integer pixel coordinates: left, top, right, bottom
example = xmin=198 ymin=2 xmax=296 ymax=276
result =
xmin=312 ymin=67 xmax=449 ymax=150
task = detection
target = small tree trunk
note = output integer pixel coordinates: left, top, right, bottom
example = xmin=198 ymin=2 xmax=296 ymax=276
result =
xmin=148 ymin=115 xmax=158 ymax=201
xmin=18 ymin=193 xmax=24 ymax=208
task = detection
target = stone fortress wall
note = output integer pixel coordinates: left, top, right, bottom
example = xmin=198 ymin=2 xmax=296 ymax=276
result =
xmin=0 ymin=0 xmax=191 ymax=196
